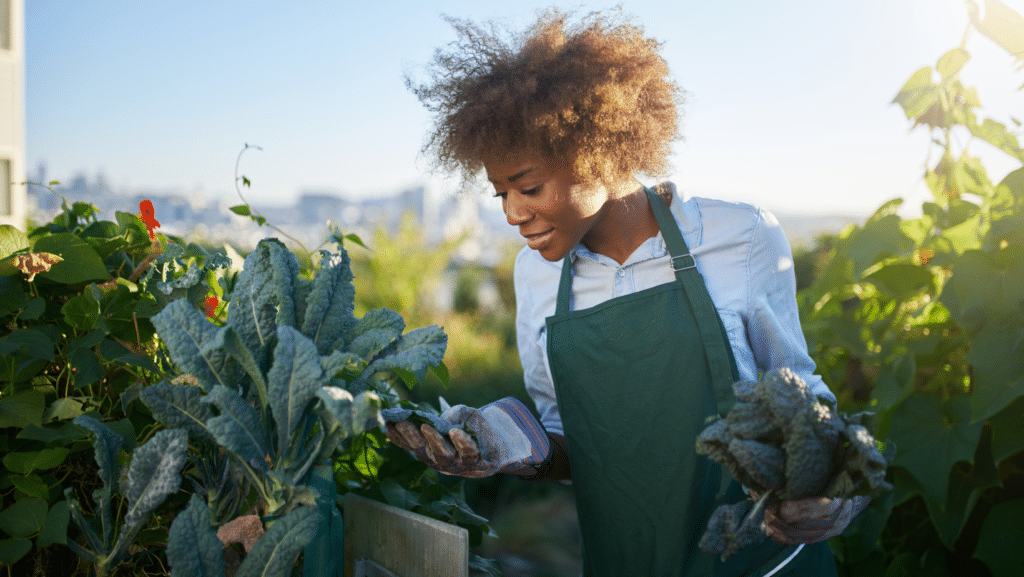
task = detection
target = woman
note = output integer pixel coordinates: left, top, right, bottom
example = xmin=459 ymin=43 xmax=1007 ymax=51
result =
xmin=386 ymin=8 xmax=861 ymax=576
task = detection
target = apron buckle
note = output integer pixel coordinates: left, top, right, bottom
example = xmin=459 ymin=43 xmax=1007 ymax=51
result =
xmin=672 ymin=254 xmax=696 ymax=271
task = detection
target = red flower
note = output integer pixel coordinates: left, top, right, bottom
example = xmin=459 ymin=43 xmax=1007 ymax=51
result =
xmin=203 ymin=295 xmax=219 ymax=318
xmin=138 ymin=199 xmax=161 ymax=239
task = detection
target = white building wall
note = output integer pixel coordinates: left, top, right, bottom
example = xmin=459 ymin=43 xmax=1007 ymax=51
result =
xmin=0 ymin=0 xmax=25 ymax=229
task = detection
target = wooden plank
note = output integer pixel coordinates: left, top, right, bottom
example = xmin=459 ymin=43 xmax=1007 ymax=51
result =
xmin=343 ymin=493 xmax=469 ymax=577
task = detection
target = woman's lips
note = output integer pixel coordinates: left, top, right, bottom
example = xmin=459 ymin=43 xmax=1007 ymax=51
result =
xmin=523 ymin=228 xmax=554 ymax=250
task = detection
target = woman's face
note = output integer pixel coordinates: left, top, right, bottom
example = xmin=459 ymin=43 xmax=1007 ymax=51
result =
xmin=484 ymin=152 xmax=609 ymax=262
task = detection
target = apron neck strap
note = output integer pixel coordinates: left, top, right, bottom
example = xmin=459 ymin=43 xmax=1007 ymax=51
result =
xmin=643 ymin=185 xmax=696 ymax=283
xmin=554 ymin=185 xmax=696 ymax=315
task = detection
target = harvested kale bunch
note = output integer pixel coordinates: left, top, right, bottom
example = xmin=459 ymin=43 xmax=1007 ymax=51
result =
xmin=696 ymin=368 xmax=894 ymax=559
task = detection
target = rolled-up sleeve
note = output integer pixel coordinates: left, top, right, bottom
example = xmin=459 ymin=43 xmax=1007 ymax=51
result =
xmin=744 ymin=208 xmax=835 ymax=403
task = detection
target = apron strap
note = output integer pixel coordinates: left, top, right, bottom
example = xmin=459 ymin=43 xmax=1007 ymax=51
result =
xmin=644 ymin=186 xmax=740 ymax=416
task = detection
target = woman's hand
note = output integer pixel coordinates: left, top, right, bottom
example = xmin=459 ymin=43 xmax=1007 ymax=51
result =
xmin=383 ymin=397 xmax=552 ymax=479
xmin=386 ymin=420 xmax=493 ymax=477
xmin=759 ymin=495 xmax=870 ymax=545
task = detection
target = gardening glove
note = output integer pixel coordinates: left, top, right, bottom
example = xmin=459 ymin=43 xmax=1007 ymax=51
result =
xmin=384 ymin=397 xmax=551 ymax=479
xmin=760 ymin=494 xmax=870 ymax=545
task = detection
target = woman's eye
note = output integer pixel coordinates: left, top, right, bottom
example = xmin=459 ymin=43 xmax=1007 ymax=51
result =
xmin=522 ymin=187 xmax=540 ymax=195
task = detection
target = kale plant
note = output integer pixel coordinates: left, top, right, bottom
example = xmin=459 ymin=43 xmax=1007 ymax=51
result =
xmin=141 ymin=238 xmax=447 ymax=576
xmin=696 ymin=368 xmax=895 ymax=559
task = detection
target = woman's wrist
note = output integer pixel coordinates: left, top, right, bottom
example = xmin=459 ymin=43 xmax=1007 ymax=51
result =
xmin=518 ymin=433 xmax=571 ymax=481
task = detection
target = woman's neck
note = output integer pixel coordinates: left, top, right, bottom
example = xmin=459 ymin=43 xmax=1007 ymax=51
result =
xmin=582 ymin=184 xmax=661 ymax=265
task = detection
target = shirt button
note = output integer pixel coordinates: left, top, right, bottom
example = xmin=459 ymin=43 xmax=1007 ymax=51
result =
xmin=617 ymin=269 xmax=625 ymax=277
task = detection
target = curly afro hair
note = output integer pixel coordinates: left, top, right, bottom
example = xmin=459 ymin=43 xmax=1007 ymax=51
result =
xmin=407 ymin=7 xmax=685 ymax=190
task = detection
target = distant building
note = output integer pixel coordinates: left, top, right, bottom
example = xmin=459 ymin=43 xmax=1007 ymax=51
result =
xmin=0 ymin=0 xmax=25 ymax=229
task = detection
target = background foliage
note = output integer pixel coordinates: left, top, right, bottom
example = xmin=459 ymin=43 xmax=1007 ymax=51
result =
xmin=800 ymin=7 xmax=1024 ymax=575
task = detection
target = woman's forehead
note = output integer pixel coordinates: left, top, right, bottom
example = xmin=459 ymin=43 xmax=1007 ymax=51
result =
xmin=484 ymin=152 xmax=544 ymax=183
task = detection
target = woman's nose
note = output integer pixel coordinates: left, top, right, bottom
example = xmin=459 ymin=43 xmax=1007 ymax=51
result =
xmin=504 ymin=193 xmax=532 ymax=226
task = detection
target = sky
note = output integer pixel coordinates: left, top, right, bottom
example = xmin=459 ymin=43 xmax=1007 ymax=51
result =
xmin=24 ymin=0 xmax=1024 ymax=217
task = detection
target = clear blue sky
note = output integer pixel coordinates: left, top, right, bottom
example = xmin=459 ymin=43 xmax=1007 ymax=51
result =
xmin=24 ymin=0 xmax=1024 ymax=216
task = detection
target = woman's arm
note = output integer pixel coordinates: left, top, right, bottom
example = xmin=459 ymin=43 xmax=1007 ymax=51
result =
xmin=744 ymin=207 xmax=835 ymax=404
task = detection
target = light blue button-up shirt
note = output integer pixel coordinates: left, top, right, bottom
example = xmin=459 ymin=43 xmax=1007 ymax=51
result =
xmin=513 ymin=183 xmax=834 ymax=437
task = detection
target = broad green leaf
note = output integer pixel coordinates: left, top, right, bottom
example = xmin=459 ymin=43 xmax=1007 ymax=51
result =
xmin=109 ymin=417 xmax=138 ymax=452
xmin=972 ymin=498 xmax=1024 ymax=577
xmin=16 ymin=422 xmax=86 ymax=443
xmin=10 ymin=474 xmax=49 ymax=500
xmin=392 ymin=367 xmax=418 ymax=388
xmin=115 ymin=211 xmax=151 ymax=245
xmin=204 ymin=385 xmax=270 ymax=471
xmin=865 ymin=264 xmax=936 ymax=301
xmin=152 ymin=299 xmax=240 ymax=392
xmin=892 ymin=66 xmax=939 ymax=119
xmin=229 ymin=205 xmax=251 ymax=216
xmin=341 ymin=307 xmax=405 ymax=358
xmin=932 ymin=213 xmax=984 ymax=257
xmin=80 ymin=220 xmax=121 ymax=239
xmin=344 ymin=233 xmax=367 ymax=249
xmin=293 ymin=276 xmax=313 ymax=335
xmin=380 ymin=478 xmax=419 ymax=510
xmin=889 ymin=394 xmax=983 ymax=507
xmin=0 ymin=276 xmax=27 ymax=313
xmin=73 ymin=415 xmax=124 ymax=493
xmin=33 ymin=233 xmax=110 ymax=284
xmin=300 ymin=248 xmax=357 ymax=354
xmin=167 ymin=495 xmax=225 ymax=577
xmin=226 ymin=239 xmax=301 ymax=361
xmin=355 ymin=325 xmax=448 ymax=389
xmin=37 ymin=500 xmax=70 ymax=547
xmin=919 ymin=423 xmax=1000 ymax=547
xmin=99 ymin=338 xmax=160 ymax=372
xmin=123 ymin=428 xmax=187 ymax=529
xmin=204 ymin=325 xmax=267 ymax=407
xmin=2 ymin=447 xmax=71 ymax=474
xmin=866 ymin=198 xmax=904 ymax=223
xmin=0 ymin=389 xmax=45 ymax=428
xmin=937 ymin=47 xmax=970 ymax=80
xmin=73 ymin=415 xmax=121 ymax=553
xmin=0 ymin=328 xmax=56 ymax=361
xmin=235 ymin=505 xmax=317 ymax=577
xmin=429 ymin=362 xmax=451 ymax=389
xmin=941 ymin=250 xmax=1024 ymax=421
xmin=69 ymin=347 xmax=104 ymax=389
xmin=989 ymin=396 xmax=1024 ymax=464
xmin=968 ymin=0 xmax=1024 ymax=62
xmin=139 ymin=381 xmax=215 ymax=441
xmin=0 ymin=499 xmax=47 ymax=538
xmin=66 ymin=328 xmax=108 ymax=390
xmin=0 ymin=224 xmax=30 ymax=260
xmin=18 ymin=297 xmax=45 ymax=321
xmin=319 ymin=349 xmax=362 ymax=378
xmin=43 ymin=397 xmax=86 ymax=423
xmin=64 ymin=486 xmax=105 ymax=554
xmin=268 ymin=326 xmax=323 ymax=459
xmin=0 ymin=538 xmax=32 ymax=565
xmin=969 ymin=117 xmax=1024 ymax=162
xmin=316 ymin=388 xmax=383 ymax=439
xmin=845 ymin=215 xmax=917 ymax=276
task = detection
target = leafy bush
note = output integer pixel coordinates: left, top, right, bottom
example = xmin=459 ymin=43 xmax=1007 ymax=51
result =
xmin=802 ymin=6 xmax=1024 ymax=575
xmin=0 ymin=193 xmax=226 ymax=571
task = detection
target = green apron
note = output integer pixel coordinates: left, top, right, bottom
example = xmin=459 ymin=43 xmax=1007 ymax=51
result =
xmin=544 ymin=187 xmax=837 ymax=577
